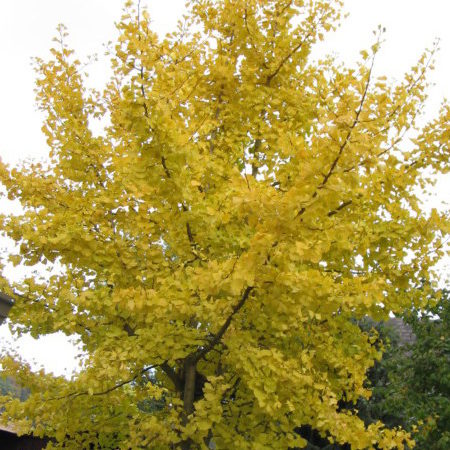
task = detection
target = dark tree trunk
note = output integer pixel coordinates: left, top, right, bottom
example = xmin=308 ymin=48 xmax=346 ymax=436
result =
xmin=180 ymin=359 xmax=197 ymax=450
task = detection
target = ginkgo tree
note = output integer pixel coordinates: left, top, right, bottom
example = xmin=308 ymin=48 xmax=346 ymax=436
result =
xmin=0 ymin=0 xmax=448 ymax=449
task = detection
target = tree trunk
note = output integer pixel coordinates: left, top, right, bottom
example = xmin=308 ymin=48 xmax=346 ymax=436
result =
xmin=180 ymin=359 xmax=197 ymax=450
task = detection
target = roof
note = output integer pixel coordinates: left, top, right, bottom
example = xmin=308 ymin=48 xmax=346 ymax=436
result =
xmin=0 ymin=423 xmax=17 ymax=434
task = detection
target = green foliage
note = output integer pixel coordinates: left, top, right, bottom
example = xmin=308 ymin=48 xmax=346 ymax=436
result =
xmin=353 ymin=291 xmax=450 ymax=449
xmin=0 ymin=375 xmax=29 ymax=402
xmin=391 ymin=292 xmax=449 ymax=449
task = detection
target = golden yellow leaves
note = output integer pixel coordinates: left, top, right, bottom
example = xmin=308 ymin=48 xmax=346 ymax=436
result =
xmin=0 ymin=0 xmax=448 ymax=448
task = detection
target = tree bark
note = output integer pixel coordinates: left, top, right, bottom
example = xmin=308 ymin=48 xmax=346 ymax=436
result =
xmin=180 ymin=358 xmax=197 ymax=450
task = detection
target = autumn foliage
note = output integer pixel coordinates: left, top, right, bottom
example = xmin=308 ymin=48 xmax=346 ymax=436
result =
xmin=0 ymin=0 xmax=448 ymax=448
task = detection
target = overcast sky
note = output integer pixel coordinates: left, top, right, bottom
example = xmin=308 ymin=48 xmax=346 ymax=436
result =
xmin=0 ymin=0 xmax=448 ymax=376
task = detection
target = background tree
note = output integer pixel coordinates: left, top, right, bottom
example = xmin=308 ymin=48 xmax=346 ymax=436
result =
xmin=359 ymin=290 xmax=450 ymax=450
xmin=401 ymin=290 xmax=450 ymax=449
xmin=0 ymin=0 xmax=448 ymax=448
xmin=0 ymin=375 xmax=29 ymax=401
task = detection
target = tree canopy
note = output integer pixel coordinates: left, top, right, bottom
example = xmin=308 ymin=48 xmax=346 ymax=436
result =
xmin=0 ymin=0 xmax=448 ymax=448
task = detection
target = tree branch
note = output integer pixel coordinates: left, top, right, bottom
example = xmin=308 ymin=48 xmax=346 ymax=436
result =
xmin=161 ymin=156 xmax=171 ymax=179
xmin=318 ymin=53 xmax=375 ymax=190
xmin=266 ymin=37 xmax=309 ymax=86
xmin=50 ymin=365 xmax=156 ymax=401
xmin=296 ymin=51 xmax=376 ymax=219
xmin=194 ymin=286 xmax=254 ymax=362
xmin=327 ymin=199 xmax=352 ymax=217
xmin=161 ymin=361 xmax=183 ymax=392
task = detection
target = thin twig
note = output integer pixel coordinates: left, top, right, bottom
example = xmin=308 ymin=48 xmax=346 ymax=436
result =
xmin=49 ymin=365 xmax=156 ymax=401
